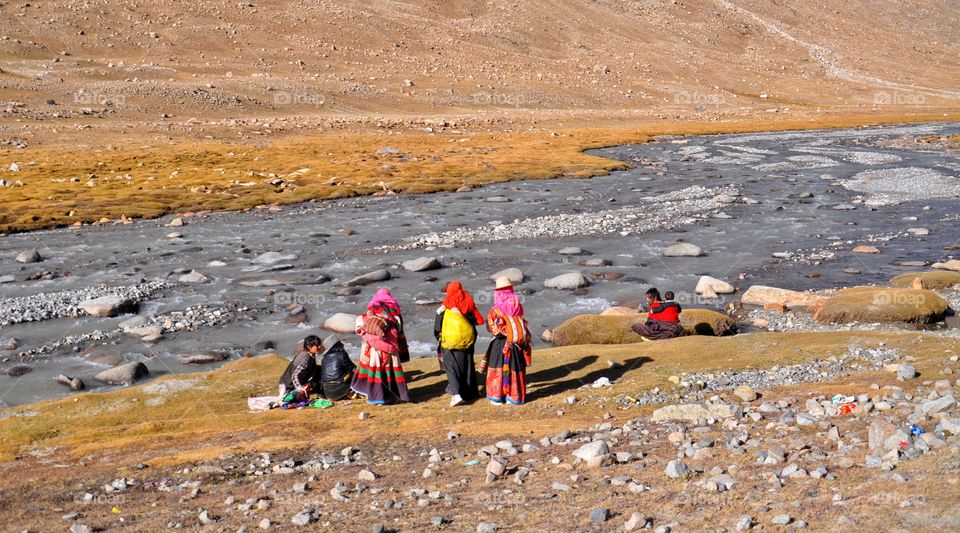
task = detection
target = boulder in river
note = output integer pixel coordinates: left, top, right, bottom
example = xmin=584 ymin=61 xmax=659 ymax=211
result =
xmin=83 ymin=345 xmax=124 ymax=366
xmin=0 ymin=337 xmax=20 ymax=351
xmin=5 ymin=364 xmax=32 ymax=377
xmin=56 ymin=374 xmax=85 ymax=391
xmin=558 ymin=246 xmax=584 ymax=255
xmin=252 ymin=251 xmax=298 ymax=265
xmin=15 ymin=249 xmax=42 ymax=263
xmin=741 ymin=285 xmax=821 ymax=309
xmin=663 ymin=243 xmax=704 ymax=257
xmin=580 ymin=258 xmax=611 ymax=267
xmin=128 ymin=325 xmax=163 ymax=343
xmin=489 ymin=267 xmax=523 ymax=285
xmin=179 ymin=352 xmax=228 ymax=364
xmin=544 ymin=272 xmax=589 ymax=290
xmin=402 ymin=257 xmax=442 ymax=272
xmin=118 ymin=315 xmax=147 ymax=332
xmin=284 ymin=306 xmax=309 ymax=325
xmin=323 ymin=313 xmax=358 ymax=333
xmin=178 ymin=270 xmax=211 ymax=284
xmin=79 ymin=295 xmax=139 ymax=317
xmin=852 ymin=245 xmax=880 ymax=254
xmin=932 ymin=259 xmax=960 ymax=272
xmin=695 ymin=276 xmax=735 ymax=295
xmin=0 ymin=274 xmax=14 ymax=284
xmin=95 ymin=361 xmax=149 ymax=385
xmin=329 ymin=286 xmax=362 ymax=297
xmin=345 ymin=269 xmax=391 ymax=286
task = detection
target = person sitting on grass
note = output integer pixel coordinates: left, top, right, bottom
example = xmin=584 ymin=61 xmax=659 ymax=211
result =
xmin=279 ymin=335 xmax=323 ymax=403
xmin=317 ymin=335 xmax=357 ymax=401
xmin=631 ymin=288 xmax=686 ymax=341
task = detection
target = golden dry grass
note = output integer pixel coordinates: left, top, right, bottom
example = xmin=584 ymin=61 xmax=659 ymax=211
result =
xmin=1 ymin=330 xmax=958 ymax=469
xmin=0 ymin=113 xmax=950 ymax=233
xmin=548 ymin=309 xmax=736 ymax=346
xmin=0 ymin=326 xmax=960 ymax=465
xmin=814 ymin=287 xmax=950 ymax=324
xmin=890 ymin=271 xmax=960 ymax=289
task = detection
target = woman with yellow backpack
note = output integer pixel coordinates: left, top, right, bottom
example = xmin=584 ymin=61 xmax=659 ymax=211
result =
xmin=434 ymin=280 xmax=484 ymax=407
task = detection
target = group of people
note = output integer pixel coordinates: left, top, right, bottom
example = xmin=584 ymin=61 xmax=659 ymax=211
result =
xmin=278 ymin=276 xmax=532 ymax=407
xmin=278 ymin=282 xmax=684 ymax=408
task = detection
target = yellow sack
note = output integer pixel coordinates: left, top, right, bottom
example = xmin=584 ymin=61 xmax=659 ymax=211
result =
xmin=440 ymin=308 xmax=475 ymax=350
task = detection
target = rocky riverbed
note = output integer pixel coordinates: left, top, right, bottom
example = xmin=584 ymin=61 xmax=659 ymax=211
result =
xmin=1 ymin=122 xmax=958 ymax=406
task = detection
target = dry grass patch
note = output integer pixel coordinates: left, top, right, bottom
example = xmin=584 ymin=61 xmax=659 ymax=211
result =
xmin=814 ymin=287 xmax=950 ymax=324
xmin=0 ymin=114 xmax=949 ymax=233
xmin=890 ymin=271 xmax=960 ymax=290
xmin=1 ymin=330 xmax=958 ymax=469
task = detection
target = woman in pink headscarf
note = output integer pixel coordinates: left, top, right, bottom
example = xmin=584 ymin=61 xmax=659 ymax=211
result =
xmin=482 ymin=276 xmax=532 ymax=405
xmin=366 ymin=288 xmax=410 ymax=363
xmin=350 ymin=288 xmax=411 ymax=405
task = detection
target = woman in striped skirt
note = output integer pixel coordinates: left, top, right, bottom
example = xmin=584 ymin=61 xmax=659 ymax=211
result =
xmin=482 ymin=277 xmax=532 ymax=405
xmin=350 ymin=294 xmax=411 ymax=405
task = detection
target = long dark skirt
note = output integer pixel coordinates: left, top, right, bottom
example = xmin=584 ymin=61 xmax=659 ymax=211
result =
xmin=484 ymin=336 xmax=528 ymax=405
xmin=632 ymin=319 xmax=686 ymax=341
xmin=320 ymin=380 xmax=352 ymax=401
xmin=441 ymin=347 xmax=479 ymax=401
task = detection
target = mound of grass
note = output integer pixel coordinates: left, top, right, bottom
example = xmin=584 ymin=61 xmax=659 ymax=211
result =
xmin=890 ymin=271 xmax=960 ymax=290
xmin=814 ymin=287 xmax=950 ymax=324
xmin=599 ymin=306 xmax=641 ymax=316
xmin=551 ymin=309 xmax=736 ymax=346
xmin=681 ymin=309 xmax=738 ymax=336
xmin=551 ymin=315 xmax=643 ymax=346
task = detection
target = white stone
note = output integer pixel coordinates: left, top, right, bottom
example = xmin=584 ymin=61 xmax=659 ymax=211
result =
xmin=544 ymin=272 xmax=588 ymax=290
xmin=695 ymin=275 xmax=734 ymax=295
xmin=663 ymin=243 xmax=704 ymax=257
xmin=322 ymin=313 xmax=357 ymax=334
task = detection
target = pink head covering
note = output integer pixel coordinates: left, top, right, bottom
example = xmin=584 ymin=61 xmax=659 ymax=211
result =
xmin=493 ymin=286 xmax=523 ymax=317
xmin=367 ymin=288 xmax=399 ymax=311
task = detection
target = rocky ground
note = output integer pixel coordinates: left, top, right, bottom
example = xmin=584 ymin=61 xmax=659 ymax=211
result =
xmin=1 ymin=0 xmax=959 ymax=151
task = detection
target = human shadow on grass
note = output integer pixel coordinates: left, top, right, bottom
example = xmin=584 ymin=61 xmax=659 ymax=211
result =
xmin=527 ymin=355 xmax=653 ymax=402
xmin=407 ymin=367 xmax=462 ymax=404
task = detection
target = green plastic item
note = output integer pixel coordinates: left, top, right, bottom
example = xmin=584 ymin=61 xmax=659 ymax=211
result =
xmin=310 ymin=399 xmax=334 ymax=409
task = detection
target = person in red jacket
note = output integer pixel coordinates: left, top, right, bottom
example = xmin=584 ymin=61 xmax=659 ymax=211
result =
xmin=632 ymin=288 xmax=686 ymax=341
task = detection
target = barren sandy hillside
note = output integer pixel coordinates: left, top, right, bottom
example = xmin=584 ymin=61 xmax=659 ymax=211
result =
xmin=0 ymin=0 xmax=958 ymax=147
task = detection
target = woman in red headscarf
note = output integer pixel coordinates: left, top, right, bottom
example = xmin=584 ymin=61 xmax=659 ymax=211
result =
xmin=482 ymin=276 xmax=531 ymax=405
xmin=434 ymin=281 xmax=484 ymax=407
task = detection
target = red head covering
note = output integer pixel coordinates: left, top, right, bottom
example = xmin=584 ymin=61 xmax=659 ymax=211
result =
xmin=443 ymin=281 xmax=484 ymax=324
